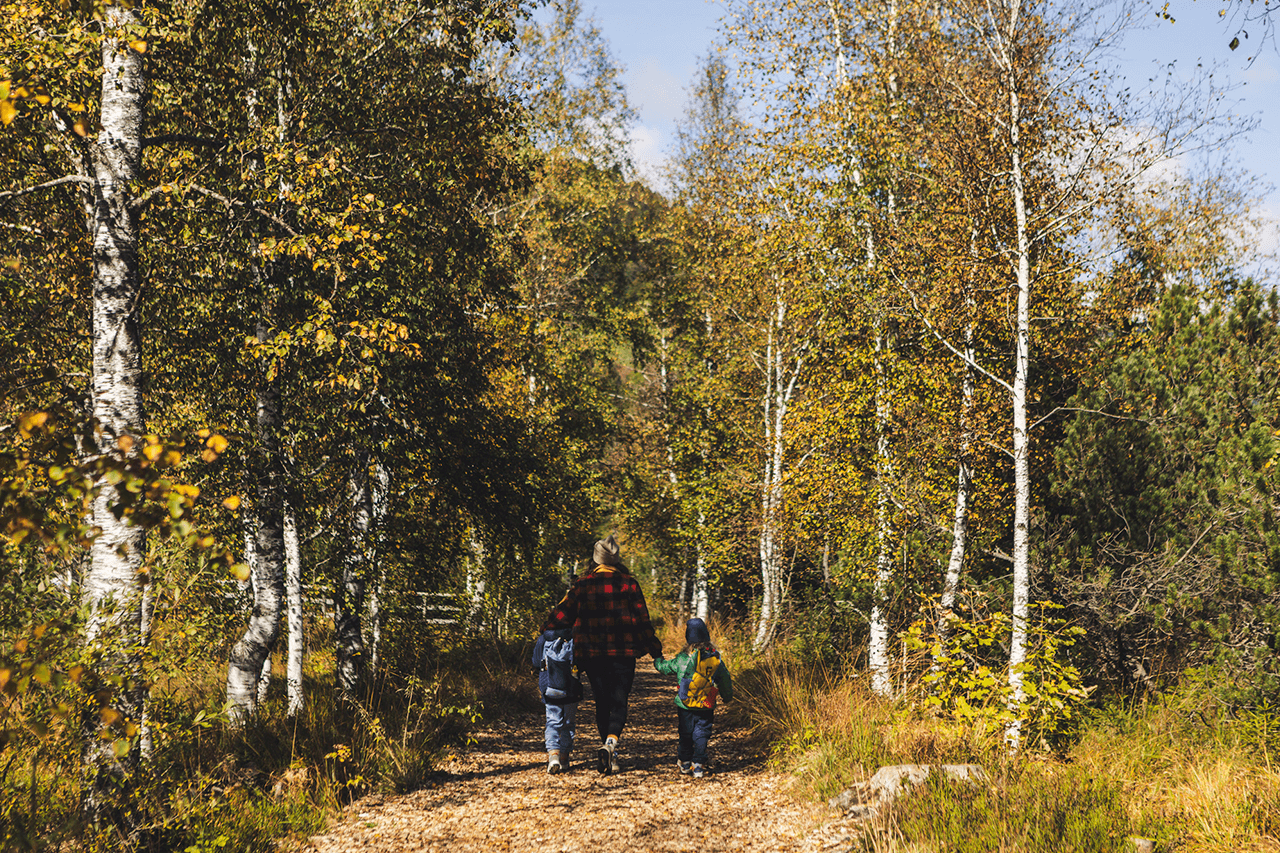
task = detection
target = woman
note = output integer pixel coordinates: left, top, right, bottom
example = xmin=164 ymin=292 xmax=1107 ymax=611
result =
xmin=543 ymin=534 xmax=664 ymax=775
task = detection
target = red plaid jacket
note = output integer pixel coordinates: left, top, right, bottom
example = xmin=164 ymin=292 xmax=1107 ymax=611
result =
xmin=543 ymin=567 xmax=663 ymax=661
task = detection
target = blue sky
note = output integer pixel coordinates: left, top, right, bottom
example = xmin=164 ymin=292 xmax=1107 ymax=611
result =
xmin=565 ymin=0 xmax=1278 ymax=258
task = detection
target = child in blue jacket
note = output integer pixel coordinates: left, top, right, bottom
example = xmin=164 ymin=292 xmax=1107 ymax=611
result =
xmin=653 ymin=618 xmax=733 ymax=778
xmin=532 ymin=626 xmax=582 ymax=774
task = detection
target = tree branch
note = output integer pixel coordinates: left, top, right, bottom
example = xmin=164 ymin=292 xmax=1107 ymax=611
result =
xmin=173 ymin=183 xmax=300 ymax=237
xmin=1029 ymin=405 xmax=1151 ymax=431
xmin=143 ymin=133 xmax=226 ymax=148
xmin=894 ymin=272 xmax=1015 ymax=395
xmin=0 ymin=174 xmax=91 ymax=201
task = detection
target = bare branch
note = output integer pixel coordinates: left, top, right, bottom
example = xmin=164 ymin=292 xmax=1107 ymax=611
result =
xmin=178 ymin=184 xmax=300 ymax=237
xmin=1030 ymin=405 xmax=1151 ymax=431
xmin=143 ymin=133 xmax=226 ymax=148
xmin=894 ymin=272 xmax=1015 ymax=395
xmin=0 ymin=174 xmax=91 ymax=201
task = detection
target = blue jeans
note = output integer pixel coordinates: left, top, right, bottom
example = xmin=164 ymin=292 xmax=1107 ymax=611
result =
xmin=677 ymin=706 xmax=714 ymax=765
xmin=544 ymin=700 xmax=576 ymax=757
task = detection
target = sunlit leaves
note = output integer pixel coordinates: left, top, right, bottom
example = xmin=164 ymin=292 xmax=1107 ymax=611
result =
xmin=1 ymin=412 xmax=238 ymax=573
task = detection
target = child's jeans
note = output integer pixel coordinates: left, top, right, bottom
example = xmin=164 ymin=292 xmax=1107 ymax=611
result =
xmin=676 ymin=706 xmax=714 ymax=765
xmin=544 ymin=700 xmax=577 ymax=757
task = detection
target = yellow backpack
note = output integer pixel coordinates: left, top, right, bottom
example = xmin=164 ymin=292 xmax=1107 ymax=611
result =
xmin=680 ymin=648 xmax=722 ymax=709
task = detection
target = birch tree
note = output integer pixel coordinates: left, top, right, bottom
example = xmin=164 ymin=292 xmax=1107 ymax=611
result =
xmin=223 ymin=8 xmax=300 ymax=727
xmin=2 ymin=0 xmax=162 ymax=819
xmin=78 ymin=4 xmax=150 ymax=817
xmin=918 ymin=0 xmax=1233 ymax=747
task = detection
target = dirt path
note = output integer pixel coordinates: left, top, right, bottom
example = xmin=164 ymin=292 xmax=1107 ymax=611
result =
xmin=304 ymin=668 xmax=850 ymax=852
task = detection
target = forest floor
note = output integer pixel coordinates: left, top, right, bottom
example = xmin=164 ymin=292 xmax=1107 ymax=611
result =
xmin=302 ymin=668 xmax=868 ymax=853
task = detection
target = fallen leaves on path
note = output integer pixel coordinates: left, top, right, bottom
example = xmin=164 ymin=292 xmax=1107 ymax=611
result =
xmin=304 ymin=669 xmax=852 ymax=853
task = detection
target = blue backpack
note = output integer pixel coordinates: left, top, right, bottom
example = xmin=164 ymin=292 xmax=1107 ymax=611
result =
xmin=541 ymin=636 xmax=582 ymax=703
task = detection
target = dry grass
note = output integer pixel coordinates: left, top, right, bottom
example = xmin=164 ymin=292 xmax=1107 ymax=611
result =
xmin=729 ymin=647 xmax=1280 ymax=852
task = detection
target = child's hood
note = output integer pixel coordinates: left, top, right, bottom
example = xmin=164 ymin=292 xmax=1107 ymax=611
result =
xmin=542 ymin=627 xmax=573 ymax=643
xmin=685 ymin=618 xmax=711 ymax=646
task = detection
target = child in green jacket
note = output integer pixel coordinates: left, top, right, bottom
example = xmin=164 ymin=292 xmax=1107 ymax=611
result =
xmin=653 ymin=618 xmax=733 ymax=778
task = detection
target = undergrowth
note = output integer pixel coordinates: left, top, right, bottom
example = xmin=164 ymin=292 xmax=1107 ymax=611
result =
xmin=733 ymin=642 xmax=1280 ymax=852
xmin=1 ymin=621 xmax=539 ymax=853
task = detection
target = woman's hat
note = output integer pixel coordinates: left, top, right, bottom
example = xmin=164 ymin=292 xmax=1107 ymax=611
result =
xmin=593 ymin=534 xmax=620 ymax=566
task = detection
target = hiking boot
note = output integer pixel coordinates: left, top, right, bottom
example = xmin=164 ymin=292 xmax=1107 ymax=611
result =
xmin=678 ymin=761 xmax=693 ymax=775
xmin=596 ymin=741 xmax=613 ymax=775
xmin=609 ymin=750 xmax=621 ymax=774
xmin=692 ymin=763 xmax=706 ymax=778
xmin=547 ymin=750 xmax=562 ymax=775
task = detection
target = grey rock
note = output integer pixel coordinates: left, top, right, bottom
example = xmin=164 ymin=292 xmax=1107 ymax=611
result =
xmin=827 ymin=780 xmax=871 ymax=812
xmin=868 ymin=764 xmax=932 ymax=802
xmin=867 ymin=763 xmax=988 ymax=803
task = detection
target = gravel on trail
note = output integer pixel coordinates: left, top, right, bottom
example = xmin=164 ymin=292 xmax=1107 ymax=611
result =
xmin=303 ymin=667 xmax=861 ymax=853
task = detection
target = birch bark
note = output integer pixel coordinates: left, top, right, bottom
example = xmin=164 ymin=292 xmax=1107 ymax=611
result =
xmin=225 ymin=34 xmax=289 ymax=726
xmin=868 ymin=328 xmax=894 ymax=696
xmin=365 ymin=460 xmax=391 ymax=673
xmin=987 ymin=0 xmax=1032 ymax=751
xmin=336 ymin=455 xmax=371 ymax=697
xmin=692 ymin=510 xmax=710 ymax=621
xmin=939 ymin=314 xmax=975 ymax=633
xmin=753 ymin=295 xmax=801 ymax=652
xmin=284 ymin=496 xmax=304 ymax=717
xmin=225 ymin=332 xmax=287 ymax=725
xmin=79 ymin=3 xmax=147 ymax=821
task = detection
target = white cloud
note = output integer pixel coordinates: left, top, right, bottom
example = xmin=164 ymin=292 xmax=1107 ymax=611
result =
xmin=1246 ymin=199 xmax=1280 ymax=273
xmin=628 ymin=57 xmax=689 ymax=131
xmin=628 ymin=123 xmax=668 ymax=192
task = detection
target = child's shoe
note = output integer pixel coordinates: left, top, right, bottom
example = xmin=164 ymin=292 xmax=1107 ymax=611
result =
xmin=547 ymin=750 xmax=562 ymax=775
xmin=678 ymin=761 xmax=693 ymax=775
xmin=692 ymin=763 xmax=706 ymax=778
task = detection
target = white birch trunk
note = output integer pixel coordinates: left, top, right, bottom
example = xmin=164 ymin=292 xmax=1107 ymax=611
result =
xmin=284 ymin=497 xmax=304 ymax=717
xmin=690 ymin=308 xmax=715 ymax=623
xmin=753 ymin=296 xmax=797 ymax=652
xmin=692 ymin=510 xmax=710 ymax=621
xmin=225 ymin=345 xmax=287 ymax=725
xmin=365 ymin=461 xmax=390 ymax=674
xmin=678 ymin=569 xmax=690 ymax=621
xmin=79 ymin=5 xmax=147 ymax=820
xmin=257 ymin=656 xmax=272 ymax=706
xmin=138 ymin=582 xmax=154 ymax=761
xmin=1001 ymin=0 xmax=1032 ymax=752
xmin=226 ymin=34 xmax=290 ymax=726
xmin=868 ymin=327 xmax=894 ymax=697
xmin=335 ymin=457 xmax=371 ymax=697
xmin=939 ymin=315 xmax=974 ymax=632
